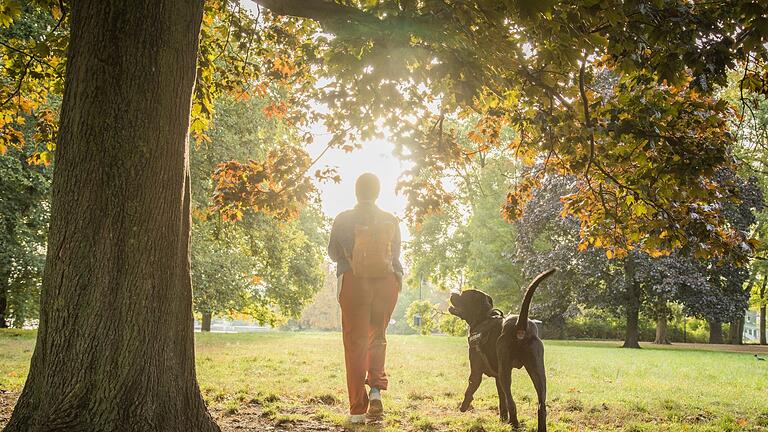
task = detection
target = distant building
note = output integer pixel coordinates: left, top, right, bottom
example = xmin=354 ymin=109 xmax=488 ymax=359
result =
xmin=743 ymin=310 xmax=761 ymax=342
xmin=193 ymin=318 xmax=271 ymax=333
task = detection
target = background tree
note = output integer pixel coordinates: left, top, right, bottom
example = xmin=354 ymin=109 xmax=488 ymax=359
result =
xmin=405 ymin=300 xmax=439 ymax=336
xmin=405 ymin=119 xmax=526 ymax=312
xmin=514 ymin=173 xmax=651 ymax=348
xmin=675 ymin=172 xmax=762 ymax=343
xmin=189 ymin=95 xmax=327 ymax=331
xmin=438 ymin=313 xmax=468 ymax=337
xmin=0 ymin=1 xmax=56 ymax=329
xmin=405 ymin=203 xmax=470 ymax=294
xmin=752 ymin=274 xmax=768 ymax=344
xmin=514 ymin=174 xmax=609 ymax=338
xmin=634 ymin=255 xmax=696 ymax=345
xmin=723 ymin=73 xmax=768 ymax=345
xmin=297 ymin=264 xmax=341 ymax=331
xmin=516 ymin=173 xmax=762 ymax=347
xmin=0 ymin=142 xmax=50 ymax=328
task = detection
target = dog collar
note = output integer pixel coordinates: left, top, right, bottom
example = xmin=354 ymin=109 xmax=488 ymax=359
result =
xmin=468 ymin=309 xmax=504 ymax=341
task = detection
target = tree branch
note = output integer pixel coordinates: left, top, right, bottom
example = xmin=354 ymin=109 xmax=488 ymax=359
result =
xmin=252 ymin=0 xmax=380 ymax=26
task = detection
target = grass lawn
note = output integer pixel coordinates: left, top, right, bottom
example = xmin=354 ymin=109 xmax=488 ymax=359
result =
xmin=1 ymin=330 xmax=767 ymax=431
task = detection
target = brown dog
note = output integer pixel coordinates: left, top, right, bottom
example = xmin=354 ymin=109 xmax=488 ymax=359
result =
xmin=448 ymin=269 xmax=555 ymax=431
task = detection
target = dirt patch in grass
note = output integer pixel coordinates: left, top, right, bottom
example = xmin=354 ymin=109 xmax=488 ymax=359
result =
xmin=0 ymin=392 xmax=346 ymax=432
xmin=212 ymin=403 xmax=346 ymax=432
xmin=0 ymin=391 xmax=13 ymax=427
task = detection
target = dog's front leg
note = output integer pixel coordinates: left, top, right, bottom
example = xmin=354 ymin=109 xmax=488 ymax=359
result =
xmin=460 ymin=371 xmax=482 ymax=412
xmin=460 ymin=357 xmax=483 ymax=412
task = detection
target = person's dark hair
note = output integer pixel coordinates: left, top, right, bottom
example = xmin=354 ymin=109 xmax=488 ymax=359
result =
xmin=355 ymin=173 xmax=380 ymax=202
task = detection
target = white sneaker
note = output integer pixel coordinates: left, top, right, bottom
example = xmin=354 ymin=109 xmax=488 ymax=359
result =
xmin=368 ymin=388 xmax=383 ymax=416
xmin=348 ymin=414 xmax=366 ymax=424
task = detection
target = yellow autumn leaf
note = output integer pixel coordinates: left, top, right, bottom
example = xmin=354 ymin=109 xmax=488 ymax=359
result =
xmin=633 ymin=202 xmax=647 ymax=217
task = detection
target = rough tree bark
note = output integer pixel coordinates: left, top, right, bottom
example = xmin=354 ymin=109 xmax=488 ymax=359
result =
xmin=623 ymin=302 xmax=641 ymax=348
xmin=4 ymin=1 xmax=219 ymax=431
xmin=708 ymin=320 xmax=724 ymax=344
xmin=201 ymin=312 xmax=212 ymax=332
xmin=653 ymin=315 xmax=670 ymax=345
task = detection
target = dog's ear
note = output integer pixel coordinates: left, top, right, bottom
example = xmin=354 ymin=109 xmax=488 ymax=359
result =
xmin=484 ymin=293 xmax=493 ymax=309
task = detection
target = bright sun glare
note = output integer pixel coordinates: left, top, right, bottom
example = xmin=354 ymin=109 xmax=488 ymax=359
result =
xmin=307 ymin=122 xmax=413 ymax=238
xmin=238 ymin=1 xmax=412 ymax=231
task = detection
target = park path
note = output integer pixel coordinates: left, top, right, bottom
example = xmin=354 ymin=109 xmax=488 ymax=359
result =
xmin=641 ymin=341 xmax=768 ymax=354
xmin=575 ymin=340 xmax=768 ymax=354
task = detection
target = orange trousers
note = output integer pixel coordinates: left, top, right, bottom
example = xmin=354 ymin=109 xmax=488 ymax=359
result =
xmin=339 ymin=271 xmax=399 ymax=415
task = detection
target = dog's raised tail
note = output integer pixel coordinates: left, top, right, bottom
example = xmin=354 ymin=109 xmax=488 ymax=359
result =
xmin=515 ymin=268 xmax=556 ymax=339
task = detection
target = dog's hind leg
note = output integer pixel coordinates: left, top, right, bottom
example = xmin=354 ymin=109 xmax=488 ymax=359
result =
xmin=524 ymin=339 xmax=547 ymax=432
xmin=494 ymin=378 xmax=508 ymax=421
xmin=496 ymin=344 xmax=519 ymax=428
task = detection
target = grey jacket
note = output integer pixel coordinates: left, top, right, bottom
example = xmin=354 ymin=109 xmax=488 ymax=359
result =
xmin=328 ymin=201 xmax=403 ymax=279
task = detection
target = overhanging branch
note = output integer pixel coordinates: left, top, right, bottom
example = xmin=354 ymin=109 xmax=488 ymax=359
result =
xmin=252 ymin=0 xmax=380 ymax=26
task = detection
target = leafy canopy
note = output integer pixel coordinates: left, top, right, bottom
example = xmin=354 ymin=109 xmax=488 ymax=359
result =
xmin=255 ymin=0 xmax=768 ymax=262
xmin=5 ymin=0 xmax=768 ymax=261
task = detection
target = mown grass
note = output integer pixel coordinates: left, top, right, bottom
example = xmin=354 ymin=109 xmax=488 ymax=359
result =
xmin=2 ymin=330 xmax=767 ymax=431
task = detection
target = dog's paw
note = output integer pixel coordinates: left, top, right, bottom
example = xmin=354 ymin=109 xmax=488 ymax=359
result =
xmin=459 ymin=402 xmax=473 ymax=412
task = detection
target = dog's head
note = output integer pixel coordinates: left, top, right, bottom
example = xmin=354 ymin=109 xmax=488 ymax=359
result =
xmin=448 ymin=290 xmax=494 ymax=327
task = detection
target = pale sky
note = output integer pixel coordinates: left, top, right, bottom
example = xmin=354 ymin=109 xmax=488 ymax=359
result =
xmin=306 ymin=127 xmax=413 ymax=238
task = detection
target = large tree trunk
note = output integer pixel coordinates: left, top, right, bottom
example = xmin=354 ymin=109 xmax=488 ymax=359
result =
xmin=201 ymin=312 xmax=213 ymax=332
xmin=760 ymin=277 xmax=767 ymax=345
xmin=653 ymin=315 xmax=670 ymax=345
xmin=4 ymin=1 xmax=218 ymax=431
xmin=728 ymin=317 xmax=744 ymax=345
xmin=622 ymin=259 xmax=641 ymax=349
xmin=623 ymin=303 xmax=641 ymax=348
xmin=708 ymin=320 xmax=724 ymax=344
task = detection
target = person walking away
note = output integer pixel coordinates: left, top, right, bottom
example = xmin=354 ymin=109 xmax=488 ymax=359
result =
xmin=328 ymin=173 xmax=403 ymax=424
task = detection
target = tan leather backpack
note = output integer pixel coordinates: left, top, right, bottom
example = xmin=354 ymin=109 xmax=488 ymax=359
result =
xmin=350 ymin=220 xmax=395 ymax=278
